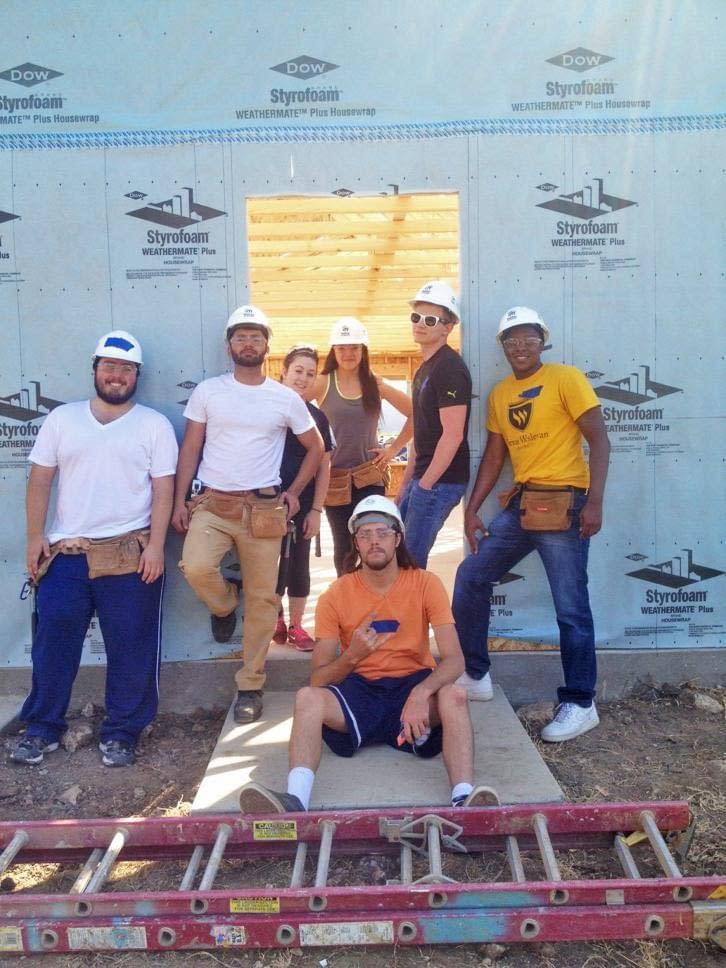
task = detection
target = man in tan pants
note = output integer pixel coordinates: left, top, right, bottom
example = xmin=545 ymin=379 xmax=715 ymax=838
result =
xmin=172 ymin=306 xmax=323 ymax=723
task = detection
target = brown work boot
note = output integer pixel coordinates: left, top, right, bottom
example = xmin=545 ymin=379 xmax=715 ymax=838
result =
xmin=239 ymin=781 xmax=304 ymax=814
xmin=463 ymin=785 xmax=501 ymax=807
xmin=211 ymin=610 xmax=237 ymax=643
xmin=233 ymin=690 xmax=263 ymax=724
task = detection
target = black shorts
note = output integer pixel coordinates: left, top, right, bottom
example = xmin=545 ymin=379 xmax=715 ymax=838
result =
xmin=323 ymin=669 xmax=443 ymax=759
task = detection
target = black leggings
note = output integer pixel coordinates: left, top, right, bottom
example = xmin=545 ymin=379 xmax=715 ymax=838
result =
xmin=278 ymin=506 xmax=312 ymax=598
xmin=324 ymin=483 xmax=386 ymax=576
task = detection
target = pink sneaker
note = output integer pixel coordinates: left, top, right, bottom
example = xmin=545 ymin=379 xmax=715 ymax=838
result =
xmin=272 ymin=614 xmax=288 ymax=645
xmin=287 ymin=624 xmax=315 ymax=652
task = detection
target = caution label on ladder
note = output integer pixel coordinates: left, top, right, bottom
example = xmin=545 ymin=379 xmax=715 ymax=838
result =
xmin=230 ymin=896 xmax=281 ymax=913
xmin=252 ymin=819 xmax=297 ymax=840
xmin=68 ymin=926 xmax=148 ymax=951
xmin=300 ymin=920 xmax=395 ymax=946
xmin=708 ymin=885 xmax=726 ymax=899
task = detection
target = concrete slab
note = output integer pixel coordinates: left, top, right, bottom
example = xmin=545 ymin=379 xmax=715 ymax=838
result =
xmin=192 ymin=686 xmax=563 ymax=814
xmin=0 ymin=696 xmax=24 ymax=733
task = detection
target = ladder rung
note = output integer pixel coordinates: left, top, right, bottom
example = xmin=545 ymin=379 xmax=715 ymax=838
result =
xmin=614 ymin=834 xmax=642 ymax=879
xmin=640 ymin=810 xmax=683 ymax=879
xmin=290 ymin=842 xmax=308 ymax=888
xmin=70 ymin=849 xmax=103 ymax=894
xmin=505 ymin=835 xmax=526 ymax=883
xmin=314 ymin=820 xmax=336 ymax=888
xmin=532 ymin=813 xmax=562 ymax=882
xmin=178 ymin=845 xmax=205 ymax=892
xmin=85 ymin=828 xmax=128 ymax=895
xmin=0 ymin=830 xmax=29 ymax=876
xmin=198 ymin=823 xmax=232 ymax=892
xmin=400 ymin=842 xmax=413 ymax=884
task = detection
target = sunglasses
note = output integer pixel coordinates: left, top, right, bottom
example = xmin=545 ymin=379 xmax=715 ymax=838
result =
xmin=410 ymin=312 xmax=447 ymax=328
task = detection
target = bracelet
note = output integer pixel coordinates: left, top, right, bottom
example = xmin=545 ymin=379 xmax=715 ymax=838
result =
xmin=311 ymin=506 xmax=322 ymax=513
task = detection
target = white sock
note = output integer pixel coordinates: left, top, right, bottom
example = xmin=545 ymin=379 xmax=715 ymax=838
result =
xmin=287 ymin=767 xmax=315 ymax=809
xmin=451 ymin=782 xmax=473 ymax=805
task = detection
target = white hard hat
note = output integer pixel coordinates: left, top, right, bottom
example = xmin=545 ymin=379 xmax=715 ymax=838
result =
xmin=409 ymin=280 xmax=460 ymax=321
xmin=330 ymin=316 xmax=369 ymax=347
xmin=225 ymin=305 xmax=272 ymax=340
xmin=497 ymin=306 xmax=550 ymax=344
xmin=93 ymin=330 xmax=143 ymax=367
xmin=348 ymin=494 xmax=405 ymax=535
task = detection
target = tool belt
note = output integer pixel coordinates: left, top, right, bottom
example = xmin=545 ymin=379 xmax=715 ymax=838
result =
xmin=324 ymin=460 xmax=391 ymax=508
xmin=499 ymin=483 xmax=581 ymax=532
xmin=33 ymin=529 xmax=151 ymax=584
xmin=187 ymin=487 xmax=288 ymax=538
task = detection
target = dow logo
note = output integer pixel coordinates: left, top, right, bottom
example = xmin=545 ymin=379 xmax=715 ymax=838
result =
xmin=0 ymin=381 xmax=63 ymax=422
xmin=537 ymin=177 xmax=635 ymax=221
xmin=270 ymin=55 xmax=338 ymax=79
xmin=126 ymin=186 xmax=226 ymax=229
xmin=546 ymin=48 xmax=613 ymax=73
xmin=0 ymin=62 xmax=63 ymax=87
xmin=592 ymin=365 xmax=682 ymax=406
xmin=627 ymin=549 xmax=723 ymax=589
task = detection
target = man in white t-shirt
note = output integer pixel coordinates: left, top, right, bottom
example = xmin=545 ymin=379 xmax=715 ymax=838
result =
xmin=172 ymin=305 xmax=323 ymax=724
xmin=11 ymin=331 xmax=178 ymax=769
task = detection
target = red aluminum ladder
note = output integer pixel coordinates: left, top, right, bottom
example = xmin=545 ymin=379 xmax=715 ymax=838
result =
xmin=0 ymin=800 xmax=724 ymax=955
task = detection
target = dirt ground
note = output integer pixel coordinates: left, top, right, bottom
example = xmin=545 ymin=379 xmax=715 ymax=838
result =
xmin=1 ymin=681 xmax=724 ymax=968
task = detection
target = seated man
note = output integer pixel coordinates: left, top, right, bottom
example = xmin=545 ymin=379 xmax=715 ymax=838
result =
xmin=239 ymin=495 xmax=497 ymax=814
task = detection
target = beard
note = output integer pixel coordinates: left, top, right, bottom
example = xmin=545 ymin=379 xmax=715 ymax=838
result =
xmin=361 ymin=548 xmax=396 ymax=571
xmin=231 ymin=348 xmax=266 ymax=368
xmin=94 ymin=372 xmax=137 ymax=405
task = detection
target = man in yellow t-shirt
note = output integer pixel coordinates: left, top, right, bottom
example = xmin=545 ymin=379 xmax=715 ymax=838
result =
xmin=453 ymin=307 xmax=610 ymax=743
xmin=239 ymin=495 xmax=497 ymax=814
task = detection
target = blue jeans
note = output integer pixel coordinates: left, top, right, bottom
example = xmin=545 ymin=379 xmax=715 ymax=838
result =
xmin=452 ymin=491 xmax=596 ymax=706
xmin=399 ymin=478 xmax=467 ymax=568
xmin=20 ymin=553 xmax=164 ymax=745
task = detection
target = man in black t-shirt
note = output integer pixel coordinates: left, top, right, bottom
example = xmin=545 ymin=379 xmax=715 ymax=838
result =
xmin=397 ymin=281 xmax=472 ymax=568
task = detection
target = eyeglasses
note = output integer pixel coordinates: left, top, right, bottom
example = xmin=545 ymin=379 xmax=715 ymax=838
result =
xmin=97 ymin=361 xmax=137 ymax=374
xmin=411 ymin=312 xmax=446 ymax=328
xmin=355 ymin=526 xmax=397 ymax=542
xmin=501 ymin=337 xmax=543 ymax=349
xmin=230 ymin=335 xmax=266 ymax=347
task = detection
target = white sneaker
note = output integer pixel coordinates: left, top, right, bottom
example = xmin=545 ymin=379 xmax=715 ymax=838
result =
xmin=456 ymin=670 xmax=494 ymax=702
xmin=541 ymin=702 xmax=599 ymax=742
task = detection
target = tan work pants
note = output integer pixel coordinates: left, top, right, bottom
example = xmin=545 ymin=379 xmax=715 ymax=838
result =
xmin=179 ymin=507 xmax=280 ymax=691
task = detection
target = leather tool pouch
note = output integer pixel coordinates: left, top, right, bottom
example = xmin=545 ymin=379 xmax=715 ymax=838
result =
xmin=204 ymin=491 xmax=246 ymax=521
xmin=249 ymin=501 xmax=288 ymax=538
xmin=351 ymin=458 xmax=391 ymax=491
xmin=519 ymin=488 xmax=574 ymax=532
xmin=497 ymin=485 xmax=520 ymax=510
xmin=86 ymin=530 xmax=150 ymax=578
xmin=325 ymin=467 xmax=352 ymax=507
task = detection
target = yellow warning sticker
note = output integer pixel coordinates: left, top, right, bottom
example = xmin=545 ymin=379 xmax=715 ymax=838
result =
xmin=230 ymin=896 xmax=281 ymax=913
xmin=624 ymin=831 xmax=648 ymax=847
xmin=0 ymin=927 xmax=23 ymax=953
xmin=252 ymin=820 xmax=297 ymax=841
xmin=708 ymin=885 xmax=726 ymax=899
xmin=212 ymin=925 xmax=247 ymax=947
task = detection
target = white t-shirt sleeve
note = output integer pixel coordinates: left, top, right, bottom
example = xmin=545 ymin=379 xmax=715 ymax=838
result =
xmin=28 ymin=408 xmax=61 ymax=468
xmin=289 ymin=392 xmax=316 ymax=436
xmin=183 ymin=382 xmax=208 ymax=425
xmin=149 ymin=415 xmax=179 ymax=478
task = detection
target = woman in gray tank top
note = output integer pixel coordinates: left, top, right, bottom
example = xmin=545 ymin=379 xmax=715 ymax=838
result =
xmin=311 ymin=317 xmax=412 ymax=574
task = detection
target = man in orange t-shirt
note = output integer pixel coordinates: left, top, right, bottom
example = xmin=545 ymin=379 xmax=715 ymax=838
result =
xmin=239 ymin=496 xmax=496 ymax=814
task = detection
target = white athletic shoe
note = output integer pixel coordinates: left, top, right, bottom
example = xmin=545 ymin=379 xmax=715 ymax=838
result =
xmin=541 ymin=702 xmax=599 ymax=743
xmin=456 ymin=670 xmax=494 ymax=702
